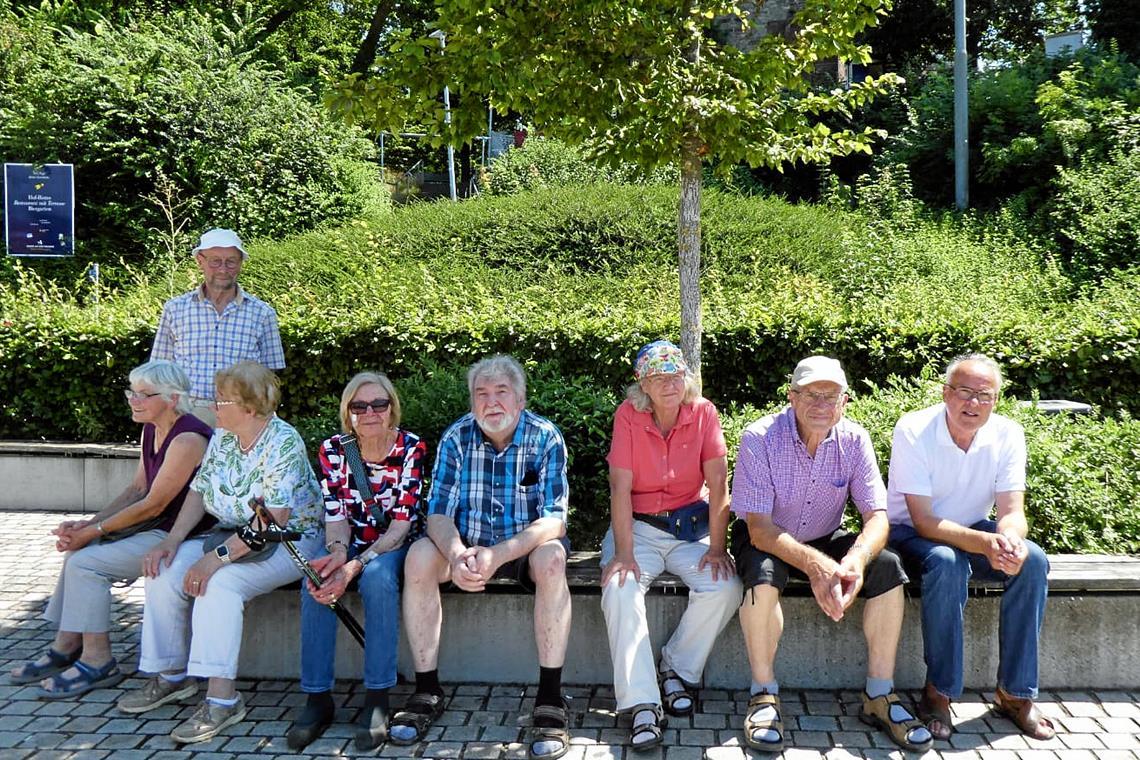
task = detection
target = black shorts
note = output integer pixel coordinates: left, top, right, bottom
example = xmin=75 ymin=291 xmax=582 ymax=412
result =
xmin=485 ymin=535 xmax=572 ymax=593
xmin=730 ymin=519 xmax=907 ymax=599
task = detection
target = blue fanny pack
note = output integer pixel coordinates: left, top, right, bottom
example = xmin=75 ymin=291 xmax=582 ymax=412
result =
xmin=633 ymin=499 xmax=710 ymax=542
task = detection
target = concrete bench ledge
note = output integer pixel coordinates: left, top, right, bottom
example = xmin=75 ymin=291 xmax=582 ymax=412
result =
xmin=0 ymin=440 xmax=139 ymax=457
xmin=241 ymin=551 xmax=1140 ymax=690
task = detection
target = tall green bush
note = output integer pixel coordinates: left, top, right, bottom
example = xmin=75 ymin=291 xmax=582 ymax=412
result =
xmin=0 ymin=8 xmax=387 ymax=267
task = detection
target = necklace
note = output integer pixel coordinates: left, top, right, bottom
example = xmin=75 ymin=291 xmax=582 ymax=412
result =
xmin=239 ymin=418 xmax=270 ymax=454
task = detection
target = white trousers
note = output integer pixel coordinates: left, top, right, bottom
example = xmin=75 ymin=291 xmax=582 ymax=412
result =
xmin=600 ymin=520 xmax=742 ymax=710
xmin=138 ymin=537 xmax=309 ymax=679
xmin=43 ymin=530 xmax=166 ymax=633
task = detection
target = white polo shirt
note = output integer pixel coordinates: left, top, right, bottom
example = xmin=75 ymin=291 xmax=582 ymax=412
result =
xmin=886 ymin=403 xmax=1026 ymax=527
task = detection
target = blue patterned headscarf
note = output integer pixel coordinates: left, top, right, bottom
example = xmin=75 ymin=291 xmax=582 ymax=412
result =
xmin=634 ymin=340 xmax=688 ymax=380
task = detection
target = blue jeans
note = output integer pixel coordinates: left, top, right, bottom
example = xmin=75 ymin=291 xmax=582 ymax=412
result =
xmin=890 ymin=520 xmax=1048 ymax=699
xmin=299 ymin=543 xmax=409 ymax=693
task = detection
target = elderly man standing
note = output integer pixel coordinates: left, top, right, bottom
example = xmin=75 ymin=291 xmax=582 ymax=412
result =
xmin=151 ymin=228 xmax=285 ymax=424
xmin=887 ymin=353 xmax=1054 ymax=741
xmin=730 ymin=356 xmax=931 ymax=754
xmin=395 ymin=355 xmax=573 ymax=760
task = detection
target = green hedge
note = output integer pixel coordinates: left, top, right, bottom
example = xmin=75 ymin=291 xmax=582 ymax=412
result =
xmin=2 ymin=184 xmax=1139 ymax=446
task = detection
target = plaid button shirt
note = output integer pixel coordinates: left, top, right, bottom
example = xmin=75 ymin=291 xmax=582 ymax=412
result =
xmin=427 ymin=410 xmax=569 ymax=547
xmin=151 ymin=284 xmax=285 ymax=399
xmin=731 ymin=406 xmax=886 ymax=542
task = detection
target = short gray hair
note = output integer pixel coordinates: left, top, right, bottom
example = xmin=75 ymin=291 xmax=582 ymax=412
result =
xmin=468 ymin=355 xmax=527 ymax=406
xmin=944 ymin=352 xmax=1004 ymax=391
xmin=626 ymin=374 xmax=701 ymax=413
xmin=129 ymin=360 xmax=193 ymax=414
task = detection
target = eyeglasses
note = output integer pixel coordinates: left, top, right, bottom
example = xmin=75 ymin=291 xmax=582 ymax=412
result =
xmin=643 ymin=373 xmax=685 ymax=386
xmin=946 ymin=385 xmax=997 ymax=405
xmin=210 ymin=399 xmax=241 ymax=409
xmin=124 ymin=389 xmax=162 ymax=401
xmin=200 ymin=257 xmax=241 ymax=270
xmin=348 ymin=398 xmax=392 ymax=414
xmin=791 ymin=389 xmax=846 ymax=407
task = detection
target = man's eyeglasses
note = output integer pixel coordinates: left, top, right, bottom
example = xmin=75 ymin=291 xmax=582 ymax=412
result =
xmin=124 ymin=389 xmax=162 ymax=401
xmin=791 ymin=389 xmax=845 ymax=407
xmin=348 ymin=399 xmax=392 ymax=414
xmin=946 ymin=385 xmax=997 ymax=405
xmin=200 ymin=258 xmax=241 ymax=270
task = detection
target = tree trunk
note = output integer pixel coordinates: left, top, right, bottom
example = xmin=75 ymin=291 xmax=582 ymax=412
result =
xmin=678 ymin=134 xmax=703 ymax=385
xmin=350 ymin=0 xmax=397 ymax=75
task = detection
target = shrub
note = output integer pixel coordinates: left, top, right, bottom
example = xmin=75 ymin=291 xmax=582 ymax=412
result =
xmin=0 ymin=8 xmax=387 ymax=269
xmin=2 ymin=183 xmax=1137 ymax=446
xmin=479 ymin=137 xmax=675 ymax=196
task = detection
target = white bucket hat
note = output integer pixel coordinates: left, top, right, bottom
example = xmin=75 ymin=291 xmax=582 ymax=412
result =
xmin=191 ymin=228 xmax=247 ymax=259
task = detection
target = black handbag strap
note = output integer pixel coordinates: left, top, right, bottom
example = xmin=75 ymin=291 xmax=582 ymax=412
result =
xmin=340 ymin=434 xmax=391 ymax=530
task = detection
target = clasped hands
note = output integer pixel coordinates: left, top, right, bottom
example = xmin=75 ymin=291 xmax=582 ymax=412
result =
xmin=987 ymin=530 xmax=1028 ymax=575
xmin=809 ymin=554 xmax=864 ymax=622
xmin=450 ymin=545 xmax=499 ymax=592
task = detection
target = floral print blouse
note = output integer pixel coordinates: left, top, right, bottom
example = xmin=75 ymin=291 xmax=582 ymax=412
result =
xmin=192 ymin=415 xmax=323 ymax=538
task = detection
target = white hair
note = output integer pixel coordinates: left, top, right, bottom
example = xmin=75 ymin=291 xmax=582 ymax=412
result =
xmin=129 ymin=360 xmax=193 ymax=414
xmin=467 ymin=355 xmax=527 ymax=406
xmin=944 ymin=352 xmax=1004 ymax=391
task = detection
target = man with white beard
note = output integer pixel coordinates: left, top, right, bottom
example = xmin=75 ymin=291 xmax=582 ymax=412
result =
xmin=393 ymin=355 xmax=573 ymax=760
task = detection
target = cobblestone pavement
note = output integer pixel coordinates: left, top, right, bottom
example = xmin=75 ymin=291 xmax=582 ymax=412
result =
xmin=2 ymin=511 xmax=1138 ymax=759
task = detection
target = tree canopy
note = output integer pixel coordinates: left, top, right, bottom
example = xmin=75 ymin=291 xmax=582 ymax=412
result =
xmin=328 ymin=0 xmax=898 ymax=374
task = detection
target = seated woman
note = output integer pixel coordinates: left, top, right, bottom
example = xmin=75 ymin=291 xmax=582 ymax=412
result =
xmin=287 ymin=372 xmax=427 ymax=751
xmin=9 ymin=360 xmax=213 ymax=698
xmin=600 ymin=340 xmax=742 ymax=750
xmin=116 ymin=361 xmax=323 ymax=745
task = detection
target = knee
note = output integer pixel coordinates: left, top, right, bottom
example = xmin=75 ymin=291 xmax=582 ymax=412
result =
xmin=529 ymin=541 xmax=567 ymax=587
xmin=923 ymin=545 xmax=968 ymax=583
xmin=404 ymin=538 xmax=444 ymax=584
xmin=739 ymin=583 xmax=779 ymax=617
xmin=601 ymin=573 xmax=643 ymax=610
xmin=1019 ymin=541 xmax=1049 ymax=580
xmin=360 ymin=556 xmax=401 ymax=595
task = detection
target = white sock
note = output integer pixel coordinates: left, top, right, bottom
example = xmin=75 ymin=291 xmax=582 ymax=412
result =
xmin=747 ymin=682 xmax=781 ymax=744
xmin=207 ymin=695 xmax=239 ymax=707
xmin=160 ymin=672 xmax=187 ymax=683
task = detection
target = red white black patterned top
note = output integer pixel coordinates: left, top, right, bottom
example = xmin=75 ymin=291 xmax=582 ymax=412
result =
xmin=317 ymin=429 xmax=427 ymax=549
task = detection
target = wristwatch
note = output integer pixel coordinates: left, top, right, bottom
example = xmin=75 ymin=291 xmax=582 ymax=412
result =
xmin=356 ymin=548 xmax=378 ymax=567
xmin=215 ymin=543 xmax=232 ymax=564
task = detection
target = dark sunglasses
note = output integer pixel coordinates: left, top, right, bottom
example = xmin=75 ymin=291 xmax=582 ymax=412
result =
xmin=348 ymin=398 xmax=391 ymax=414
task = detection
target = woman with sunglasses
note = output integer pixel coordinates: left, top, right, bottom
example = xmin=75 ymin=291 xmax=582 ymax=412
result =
xmin=287 ymin=371 xmax=427 ymax=751
xmin=10 ymin=360 xmax=213 ymax=698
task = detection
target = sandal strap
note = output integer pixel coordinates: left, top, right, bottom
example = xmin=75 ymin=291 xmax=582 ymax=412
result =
xmin=532 ymin=704 xmax=568 ymax=726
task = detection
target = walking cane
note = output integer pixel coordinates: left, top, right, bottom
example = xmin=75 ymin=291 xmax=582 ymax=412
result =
xmin=246 ymin=497 xmax=366 ymax=648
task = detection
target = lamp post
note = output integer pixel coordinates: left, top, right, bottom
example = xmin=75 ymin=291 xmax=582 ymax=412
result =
xmin=953 ymin=0 xmax=968 ymax=210
xmin=429 ymin=29 xmax=458 ymax=202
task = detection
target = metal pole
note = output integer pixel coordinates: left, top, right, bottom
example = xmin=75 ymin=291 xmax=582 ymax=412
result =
xmin=430 ymin=30 xmax=457 ymax=202
xmin=954 ymin=0 xmax=968 ymax=210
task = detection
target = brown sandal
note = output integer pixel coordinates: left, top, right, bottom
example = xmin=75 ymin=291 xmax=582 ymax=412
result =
xmin=743 ymin=692 xmax=784 ymax=753
xmin=993 ymin=688 xmax=1057 ymax=740
xmin=917 ymin=684 xmax=953 ymax=741
xmin=860 ymin=691 xmax=934 ymax=752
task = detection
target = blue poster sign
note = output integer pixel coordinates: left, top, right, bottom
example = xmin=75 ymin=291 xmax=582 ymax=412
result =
xmin=4 ymin=163 xmax=75 ymax=257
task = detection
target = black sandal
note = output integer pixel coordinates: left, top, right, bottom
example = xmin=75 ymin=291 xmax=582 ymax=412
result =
xmin=658 ymin=668 xmax=696 ymax=717
xmin=388 ymin=692 xmax=445 ymax=746
xmin=628 ymin=703 xmax=667 ymax=751
xmin=10 ymin=648 xmax=81 ymax=685
xmin=527 ymin=700 xmax=571 ymax=760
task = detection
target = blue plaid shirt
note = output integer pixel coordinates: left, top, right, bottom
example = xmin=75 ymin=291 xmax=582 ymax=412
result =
xmin=427 ymin=409 xmax=569 ymax=547
xmin=151 ymin=284 xmax=285 ymax=400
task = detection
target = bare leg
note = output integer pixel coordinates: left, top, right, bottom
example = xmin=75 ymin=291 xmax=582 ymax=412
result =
xmin=529 ymin=541 xmax=571 ymax=668
xmin=739 ymin=585 xmax=782 ymax=684
xmin=864 ymin=586 xmax=904 ymax=680
xmin=402 ymin=538 xmax=452 ymax=672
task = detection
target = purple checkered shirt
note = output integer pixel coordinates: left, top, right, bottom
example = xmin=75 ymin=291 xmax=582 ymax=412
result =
xmin=151 ymin=284 xmax=285 ymax=400
xmin=731 ymin=407 xmax=886 ymax=542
